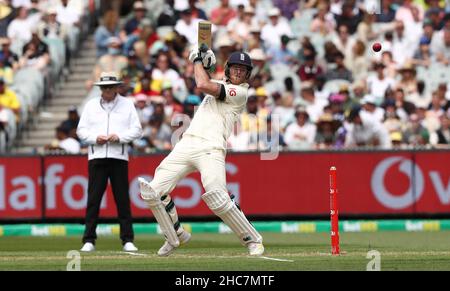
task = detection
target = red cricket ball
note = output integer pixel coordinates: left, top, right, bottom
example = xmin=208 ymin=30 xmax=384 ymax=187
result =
xmin=372 ymin=42 xmax=382 ymax=52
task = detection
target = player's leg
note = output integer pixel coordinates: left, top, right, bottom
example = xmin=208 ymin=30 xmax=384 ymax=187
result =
xmin=82 ymin=159 xmax=109 ymax=251
xmin=196 ymin=149 xmax=264 ymax=255
xmin=139 ymin=145 xmax=194 ymax=252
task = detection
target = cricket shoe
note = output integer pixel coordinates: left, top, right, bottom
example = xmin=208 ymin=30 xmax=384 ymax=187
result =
xmin=80 ymin=242 xmax=95 ymax=252
xmin=157 ymin=230 xmax=191 ymax=257
xmin=123 ymin=242 xmax=138 ymax=252
xmin=247 ymin=242 xmax=264 ymax=256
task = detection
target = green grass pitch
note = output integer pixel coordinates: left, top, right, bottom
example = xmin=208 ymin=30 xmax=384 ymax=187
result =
xmin=1 ymin=232 xmax=449 ymax=271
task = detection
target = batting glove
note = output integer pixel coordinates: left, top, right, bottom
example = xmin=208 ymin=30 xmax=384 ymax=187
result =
xmin=188 ymin=45 xmax=204 ymax=63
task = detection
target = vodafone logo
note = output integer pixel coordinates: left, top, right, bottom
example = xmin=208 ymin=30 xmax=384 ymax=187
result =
xmin=371 ymin=157 xmax=424 ymax=209
xmin=228 ymin=88 xmax=236 ymax=96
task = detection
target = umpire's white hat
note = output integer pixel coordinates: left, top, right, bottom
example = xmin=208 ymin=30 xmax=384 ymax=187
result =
xmin=93 ymin=72 xmax=123 ymax=86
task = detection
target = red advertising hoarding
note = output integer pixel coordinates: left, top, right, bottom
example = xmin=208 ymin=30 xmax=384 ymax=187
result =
xmin=0 ymin=156 xmax=42 ymax=218
xmin=0 ymin=151 xmax=449 ymax=220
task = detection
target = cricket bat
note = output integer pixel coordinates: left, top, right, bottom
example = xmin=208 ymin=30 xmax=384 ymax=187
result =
xmin=198 ymin=21 xmax=212 ymax=52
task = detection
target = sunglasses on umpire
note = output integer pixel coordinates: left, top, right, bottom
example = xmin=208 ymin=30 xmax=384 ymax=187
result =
xmin=100 ymin=85 xmax=118 ymax=90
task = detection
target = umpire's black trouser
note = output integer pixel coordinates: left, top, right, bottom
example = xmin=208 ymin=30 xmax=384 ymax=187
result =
xmin=83 ymin=158 xmax=134 ymax=245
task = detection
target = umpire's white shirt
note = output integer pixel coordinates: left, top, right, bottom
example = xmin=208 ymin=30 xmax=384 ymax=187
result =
xmin=184 ymin=80 xmax=249 ymax=150
xmin=77 ymin=94 xmax=143 ymax=161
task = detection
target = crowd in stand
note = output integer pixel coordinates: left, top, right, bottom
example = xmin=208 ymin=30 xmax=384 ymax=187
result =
xmin=0 ymin=0 xmax=91 ymax=153
xmin=3 ymin=0 xmax=450 ymax=154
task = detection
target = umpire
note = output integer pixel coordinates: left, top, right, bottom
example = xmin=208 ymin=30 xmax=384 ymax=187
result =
xmin=77 ymin=72 xmax=142 ymax=252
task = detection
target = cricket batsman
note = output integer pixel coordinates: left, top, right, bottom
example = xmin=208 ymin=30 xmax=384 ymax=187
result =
xmin=138 ymin=46 xmax=264 ymax=257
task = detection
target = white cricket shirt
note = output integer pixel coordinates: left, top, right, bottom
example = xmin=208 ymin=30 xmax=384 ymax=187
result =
xmin=184 ymin=80 xmax=249 ymax=150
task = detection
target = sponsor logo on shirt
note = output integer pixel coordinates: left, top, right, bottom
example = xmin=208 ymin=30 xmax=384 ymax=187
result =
xmin=228 ymin=88 xmax=237 ymax=96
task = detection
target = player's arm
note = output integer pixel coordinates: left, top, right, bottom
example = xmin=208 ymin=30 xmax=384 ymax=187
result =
xmin=193 ymin=62 xmax=225 ymax=100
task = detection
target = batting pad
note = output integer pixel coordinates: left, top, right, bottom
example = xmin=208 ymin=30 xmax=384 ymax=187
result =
xmin=202 ymin=190 xmax=262 ymax=246
xmin=139 ymin=178 xmax=180 ymax=247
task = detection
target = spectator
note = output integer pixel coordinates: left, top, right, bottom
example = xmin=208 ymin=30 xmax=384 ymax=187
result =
xmin=315 ymin=112 xmax=341 ymax=149
xmin=19 ymin=29 xmax=50 ymax=73
xmin=227 ymin=5 xmax=255 ymax=48
xmin=310 ymin=2 xmax=336 ymax=36
xmin=0 ymin=57 xmax=13 ymax=85
xmin=0 ymin=106 xmax=10 ymax=152
xmin=298 ymin=85 xmax=328 ymax=123
xmin=383 ymin=110 xmax=404 ymax=135
xmin=174 ymin=8 xmax=202 ymax=46
xmin=431 ymin=113 xmax=450 ymax=147
xmin=272 ymin=91 xmax=295 ymax=129
xmin=267 ymin=35 xmax=296 ymax=66
xmin=380 ymin=50 xmax=398 ymax=79
xmin=94 ymin=10 xmax=121 ymax=58
xmin=284 ymin=106 xmax=316 ymax=150
xmin=188 ymin=0 xmax=208 ymax=20
xmin=334 ymin=1 xmax=363 ymax=34
xmin=420 ymin=19 xmax=435 ymax=44
xmin=325 ymin=51 xmax=353 ymax=82
xmin=248 ymin=48 xmax=270 ymax=82
xmin=376 ymin=0 xmax=396 ymax=23
xmin=56 ymin=0 xmax=80 ymax=27
xmin=367 ymin=62 xmax=395 ymax=102
xmin=0 ymin=38 xmax=19 ymax=71
xmin=402 ymin=113 xmax=430 ymax=147
xmin=391 ymin=20 xmax=417 ymax=66
xmin=7 ymin=6 xmax=33 ymax=44
xmin=297 ymin=49 xmax=323 ymax=82
xmin=411 ymin=36 xmax=433 ymax=67
xmin=351 ymin=79 xmax=367 ymax=101
xmin=45 ymin=125 xmax=81 ymax=154
xmin=345 ymin=106 xmax=392 ymax=148
xmin=0 ymin=1 xmax=15 ymax=38
xmin=123 ymin=1 xmax=147 ymax=36
xmin=356 ymin=12 xmax=378 ymax=44
xmin=0 ymin=77 xmax=20 ymax=120
xmin=210 ymin=0 xmax=237 ymax=27
xmin=38 ymin=7 xmax=67 ymax=41
xmin=157 ymin=0 xmax=177 ymax=27
xmin=261 ymin=7 xmax=293 ymax=50
xmin=87 ymin=36 xmax=128 ymax=90
xmin=121 ymin=50 xmax=144 ymax=86
xmin=361 ymin=94 xmax=385 ymax=122
xmin=60 ymin=106 xmax=80 ymax=140
xmin=390 ymin=131 xmax=405 ymax=149
xmin=133 ymin=93 xmax=152 ymax=125
xmin=161 ymin=81 xmax=183 ymax=119
xmin=394 ymin=88 xmax=416 ymax=120
xmin=273 ymin=0 xmax=298 ymax=20
xmin=395 ymin=0 xmax=424 ymax=24
xmin=331 ymin=24 xmax=356 ymax=60
xmin=247 ymin=23 xmax=264 ymax=51
xmin=397 ymin=62 xmax=419 ymax=96
xmin=345 ymin=39 xmax=368 ymax=80
xmin=123 ymin=18 xmax=158 ymax=55
xmin=430 ymin=28 xmax=450 ymax=65
xmin=182 ymin=94 xmax=201 ymax=119
xmin=152 ymin=53 xmax=187 ymax=102
xmin=241 ymin=95 xmax=268 ymax=136
xmin=142 ymin=114 xmax=172 ymax=152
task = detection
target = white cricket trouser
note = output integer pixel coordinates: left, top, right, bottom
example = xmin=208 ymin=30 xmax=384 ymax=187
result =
xmin=149 ymin=135 xmax=227 ymax=196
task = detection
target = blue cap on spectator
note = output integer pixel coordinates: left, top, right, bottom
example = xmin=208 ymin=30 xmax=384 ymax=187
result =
xmin=184 ymin=94 xmax=201 ymax=105
xmin=419 ymin=36 xmax=431 ymax=45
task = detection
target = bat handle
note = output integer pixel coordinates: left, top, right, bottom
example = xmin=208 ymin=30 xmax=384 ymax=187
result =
xmin=199 ymin=43 xmax=208 ymax=53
